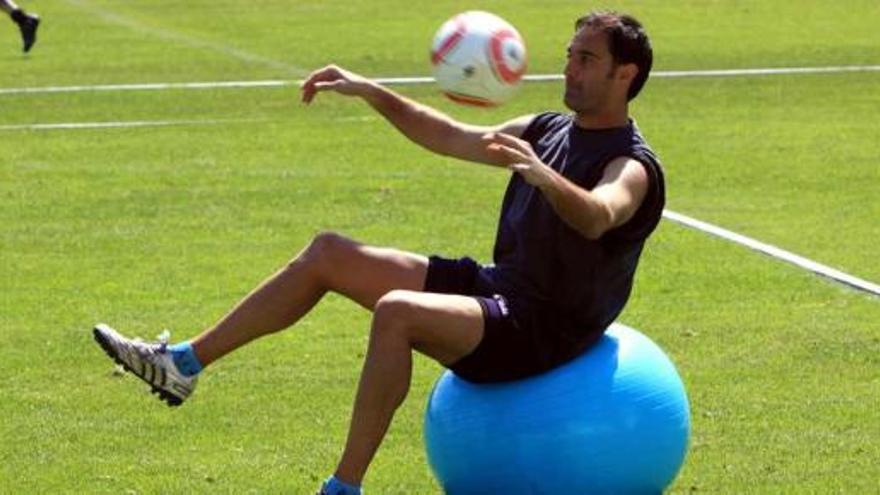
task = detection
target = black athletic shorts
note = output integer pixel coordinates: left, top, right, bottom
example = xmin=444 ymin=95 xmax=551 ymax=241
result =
xmin=424 ymin=255 xmax=596 ymax=383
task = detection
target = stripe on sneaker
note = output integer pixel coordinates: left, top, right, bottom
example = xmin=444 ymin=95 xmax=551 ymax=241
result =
xmin=92 ymin=324 xmax=194 ymax=407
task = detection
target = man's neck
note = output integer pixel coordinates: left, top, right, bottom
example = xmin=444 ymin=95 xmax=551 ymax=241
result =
xmin=574 ymin=106 xmax=629 ymax=130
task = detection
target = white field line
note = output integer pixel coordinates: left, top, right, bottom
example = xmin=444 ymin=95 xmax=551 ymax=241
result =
xmin=1 ymin=63 xmax=877 ymax=296
xmin=7 ymin=123 xmax=876 ymax=296
xmin=663 ymin=210 xmax=880 ymax=297
xmin=0 ymin=80 xmax=291 ymax=95
xmin=62 ymin=0 xmax=306 ymax=76
xmin=2 ymin=65 xmax=879 ymax=96
xmin=0 ymin=118 xmax=259 ymax=131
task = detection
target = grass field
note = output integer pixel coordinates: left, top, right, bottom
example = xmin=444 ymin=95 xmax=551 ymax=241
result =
xmin=2 ymin=0 xmax=879 ymax=493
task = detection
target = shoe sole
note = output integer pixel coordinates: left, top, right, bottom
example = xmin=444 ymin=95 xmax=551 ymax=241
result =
xmin=92 ymin=327 xmax=184 ymax=407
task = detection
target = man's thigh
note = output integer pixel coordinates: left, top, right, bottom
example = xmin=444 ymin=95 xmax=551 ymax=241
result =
xmin=312 ymin=232 xmax=430 ymax=309
xmin=373 ymin=290 xmax=485 ymax=367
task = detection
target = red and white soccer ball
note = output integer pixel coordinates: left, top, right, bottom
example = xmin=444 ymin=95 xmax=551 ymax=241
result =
xmin=430 ymin=11 xmax=527 ymax=107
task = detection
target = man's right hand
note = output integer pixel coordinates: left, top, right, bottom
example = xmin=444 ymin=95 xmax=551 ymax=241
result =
xmin=301 ymin=65 xmax=374 ymax=104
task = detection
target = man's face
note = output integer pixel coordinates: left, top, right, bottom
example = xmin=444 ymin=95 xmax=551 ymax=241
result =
xmin=563 ymin=26 xmax=621 ymax=115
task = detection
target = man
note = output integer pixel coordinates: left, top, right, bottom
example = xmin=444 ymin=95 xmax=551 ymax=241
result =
xmin=93 ymin=11 xmax=664 ymax=495
xmin=1 ymin=0 xmax=39 ymax=52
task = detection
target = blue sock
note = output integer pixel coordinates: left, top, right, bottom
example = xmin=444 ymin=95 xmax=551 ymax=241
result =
xmin=168 ymin=342 xmax=203 ymax=377
xmin=322 ymin=475 xmax=362 ymax=495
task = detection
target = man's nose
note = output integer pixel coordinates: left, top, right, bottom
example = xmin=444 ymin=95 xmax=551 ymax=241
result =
xmin=563 ymin=60 xmax=574 ymax=80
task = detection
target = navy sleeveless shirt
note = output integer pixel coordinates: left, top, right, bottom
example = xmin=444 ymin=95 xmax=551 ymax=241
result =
xmin=477 ymin=112 xmax=665 ymax=358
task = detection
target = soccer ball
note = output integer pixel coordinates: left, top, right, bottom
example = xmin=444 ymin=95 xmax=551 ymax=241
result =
xmin=430 ymin=11 xmax=527 ymax=107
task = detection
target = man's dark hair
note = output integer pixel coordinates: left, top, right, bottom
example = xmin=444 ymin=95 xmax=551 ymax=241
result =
xmin=575 ymin=11 xmax=652 ymax=101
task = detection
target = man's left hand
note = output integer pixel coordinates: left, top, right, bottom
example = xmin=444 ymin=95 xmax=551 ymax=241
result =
xmin=484 ymin=133 xmax=556 ymax=188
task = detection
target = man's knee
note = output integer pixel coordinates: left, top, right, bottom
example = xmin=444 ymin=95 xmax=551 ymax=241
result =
xmin=292 ymin=231 xmax=356 ymax=272
xmin=371 ymin=290 xmax=420 ymax=339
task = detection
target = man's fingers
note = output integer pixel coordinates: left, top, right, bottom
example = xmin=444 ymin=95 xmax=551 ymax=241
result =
xmin=302 ymin=65 xmax=345 ymax=103
xmin=301 ymin=79 xmax=321 ymax=103
xmin=300 ymin=67 xmax=347 ymax=104
xmin=314 ymin=81 xmax=344 ymax=91
xmin=487 ymin=133 xmax=537 ymax=165
xmin=481 ymin=131 xmax=499 ymax=142
xmin=487 ymin=143 xmax=527 ymax=162
xmin=491 ymin=132 xmax=529 ymax=150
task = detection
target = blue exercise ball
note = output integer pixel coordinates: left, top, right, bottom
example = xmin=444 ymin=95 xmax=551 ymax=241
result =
xmin=424 ymin=323 xmax=690 ymax=495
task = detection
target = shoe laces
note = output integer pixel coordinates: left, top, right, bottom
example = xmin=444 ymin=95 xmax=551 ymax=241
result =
xmin=131 ymin=330 xmax=172 ymax=354
xmin=156 ymin=330 xmax=171 ymax=351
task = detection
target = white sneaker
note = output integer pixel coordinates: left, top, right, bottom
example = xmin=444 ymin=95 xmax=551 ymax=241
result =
xmin=93 ymin=323 xmax=197 ymax=406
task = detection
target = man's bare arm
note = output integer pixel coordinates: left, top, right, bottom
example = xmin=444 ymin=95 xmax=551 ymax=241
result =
xmin=301 ymin=65 xmax=533 ymax=166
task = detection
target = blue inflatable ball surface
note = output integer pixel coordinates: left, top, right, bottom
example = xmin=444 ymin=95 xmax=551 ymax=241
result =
xmin=424 ymin=323 xmax=690 ymax=495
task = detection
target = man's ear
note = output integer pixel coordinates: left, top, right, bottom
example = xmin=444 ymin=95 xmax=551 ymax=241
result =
xmin=617 ymin=62 xmax=638 ymax=85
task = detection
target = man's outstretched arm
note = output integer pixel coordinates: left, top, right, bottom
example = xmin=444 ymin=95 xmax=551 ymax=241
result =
xmin=301 ymin=64 xmax=533 ymax=166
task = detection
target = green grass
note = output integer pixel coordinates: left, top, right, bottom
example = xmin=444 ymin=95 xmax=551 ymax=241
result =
xmin=2 ymin=1 xmax=879 ymax=493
